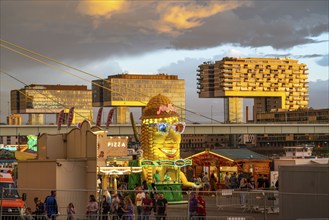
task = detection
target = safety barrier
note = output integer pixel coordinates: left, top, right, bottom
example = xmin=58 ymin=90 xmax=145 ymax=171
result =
xmin=1 ymin=188 xmax=272 ymax=220
xmin=215 ymin=189 xmax=279 ymax=214
xmin=0 ymin=214 xmax=256 ymax=220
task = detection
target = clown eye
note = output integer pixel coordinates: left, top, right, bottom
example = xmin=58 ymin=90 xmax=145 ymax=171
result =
xmin=157 ymin=123 xmax=169 ymax=133
xmin=173 ymin=122 xmax=186 ymax=134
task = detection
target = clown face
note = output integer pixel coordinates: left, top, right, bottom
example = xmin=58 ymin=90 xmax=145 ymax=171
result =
xmin=141 ymin=117 xmax=185 ymax=161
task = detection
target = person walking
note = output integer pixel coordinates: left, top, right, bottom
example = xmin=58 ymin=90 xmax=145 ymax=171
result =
xmin=44 ymin=190 xmax=58 ymax=220
xmin=86 ymin=194 xmax=99 ymax=220
xmin=66 ymin=202 xmax=75 ymax=220
xmin=156 ymin=193 xmax=168 ymax=220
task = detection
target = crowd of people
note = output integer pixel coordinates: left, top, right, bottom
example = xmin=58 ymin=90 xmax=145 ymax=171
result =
xmin=24 ymin=185 xmax=170 ymax=220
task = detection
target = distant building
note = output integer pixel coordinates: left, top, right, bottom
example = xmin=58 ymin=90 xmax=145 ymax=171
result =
xmin=92 ymin=73 xmax=185 ymax=124
xmin=197 ymin=57 xmax=309 ymax=123
xmin=181 ymin=134 xmax=231 ymax=151
xmin=11 ymin=84 xmax=93 ymax=125
xmin=255 ymin=108 xmax=329 ymax=123
xmin=254 ymin=108 xmax=329 ymax=148
xmin=7 ymin=114 xmax=22 ymax=125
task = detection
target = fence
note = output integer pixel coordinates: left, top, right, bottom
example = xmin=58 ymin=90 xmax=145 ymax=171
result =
xmin=215 ymin=189 xmax=279 ymax=214
xmin=0 ymin=188 xmax=274 ymax=220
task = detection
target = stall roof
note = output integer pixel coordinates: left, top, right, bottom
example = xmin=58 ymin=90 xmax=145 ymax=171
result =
xmin=211 ymin=149 xmax=268 ymax=161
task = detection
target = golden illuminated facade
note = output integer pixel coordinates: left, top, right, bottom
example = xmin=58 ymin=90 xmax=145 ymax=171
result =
xmin=11 ymin=85 xmax=93 ymax=125
xmin=92 ymin=74 xmax=185 ymax=124
xmin=197 ymin=57 xmax=309 ymax=122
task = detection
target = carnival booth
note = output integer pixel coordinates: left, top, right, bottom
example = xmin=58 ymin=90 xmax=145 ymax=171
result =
xmin=186 ymin=149 xmax=271 ymax=188
xmin=96 ymin=132 xmax=143 ymax=194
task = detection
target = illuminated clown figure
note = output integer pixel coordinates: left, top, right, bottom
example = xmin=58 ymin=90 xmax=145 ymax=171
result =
xmin=140 ymin=94 xmax=200 ymax=189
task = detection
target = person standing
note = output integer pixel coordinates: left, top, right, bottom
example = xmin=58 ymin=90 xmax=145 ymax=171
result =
xmin=67 ymin=202 xmax=75 ymax=220
xmin=210 ymin=171 xmax=217 ymax=191
xmin=32 ymin=197 xmax=46 ymax=220
xmin=224 ymin=172 xmax=230 ymax=189
xmin=229 ymin=172 xmax=239 ymax=189
xmin=86 ymin=194 xmax=99 ymax=220
xmin=153 ymin=169 xmax=161 ymax=183
xmin=101 ymin=195 xmax=110 ymax=220
xmin=44 ymin=190 xmax=58 ymax=220
xmin=196 ymin=195 xmax=206 ymax=220
xmin=122 ymin=196 xmax=134 ymax=220
xmin=141 ymin=192 xmax=153 ymax=220
xmin=202 ymin=172 xmax=210 ymax=192
xmin=187 ymin=166 xmax=194 ymax=182
xmin=24 ymin=207 xmax=33 ymax=220
xmin=163 ymin=170 xmax=171 ymax=182
xmin=135 ymin=186 xmax=146 ymax=220
xmin=151 ymin=192 xmax=158 ymax=216
xmin=110 ymin=194 xmax=120 ymax=220
xmin=188 ymin=193 xmax=197 ymax=219
xmin=156 ymin=193 xmax=168 ymax=220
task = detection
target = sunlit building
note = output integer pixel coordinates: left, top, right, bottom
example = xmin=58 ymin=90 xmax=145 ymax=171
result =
xmin=197 ymin=57 xmax=309 ymax=123
xmin=7 ymin=114 xmax=22 ymax=125
xmin=10 ymin=84 xmax=93 ymax=125
xmin=92 ymin=74 xmax=185 ymax=124
xmin=255 ymin=108 xmax=329 ymax=149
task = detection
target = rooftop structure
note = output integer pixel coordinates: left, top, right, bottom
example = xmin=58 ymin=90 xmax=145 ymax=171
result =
xmin=10 ymin=84 xmax=93 ymax=125
xmin=197 ymin=57 xmax=309 ymax=123
xmin=92 ymin=73 xmax=185 ymax=124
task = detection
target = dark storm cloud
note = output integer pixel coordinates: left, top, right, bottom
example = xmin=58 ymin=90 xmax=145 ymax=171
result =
xmin=1 ymin=0 xmax=328 ymax=70
xmin=171 ymin=1 xmax=328 ymax=50
xmin=264 ymin=54 xmax=324 ymax=59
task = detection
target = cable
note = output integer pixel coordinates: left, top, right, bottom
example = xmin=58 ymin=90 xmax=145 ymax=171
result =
xmin=0 ymin=39 xmax=223 ymax=123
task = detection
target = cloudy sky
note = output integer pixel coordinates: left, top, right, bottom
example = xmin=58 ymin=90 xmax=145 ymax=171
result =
xmin=0 ymin=0 xmax=328 ymax=124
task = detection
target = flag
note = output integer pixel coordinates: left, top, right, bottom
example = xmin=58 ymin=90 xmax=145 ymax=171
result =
xmin=67 ymin=107 xmax=75 ymax=127
xmin=57 ymin=110 xmax=64 ymax=130
xmin=96 ymin=107 xmax=103 ymax=126
xmin=106 ymin=108 xmax=115 ymax=129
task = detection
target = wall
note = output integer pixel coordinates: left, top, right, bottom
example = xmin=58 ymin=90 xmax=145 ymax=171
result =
xmin=279 ymin=164 xmax=329 ymax=220
xmin=18 ymin=160 xmax=56 ymax=212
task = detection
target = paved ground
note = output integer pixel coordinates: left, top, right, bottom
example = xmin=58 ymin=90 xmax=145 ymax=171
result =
xmin=166 ymin=194 xmax=279 ymax=220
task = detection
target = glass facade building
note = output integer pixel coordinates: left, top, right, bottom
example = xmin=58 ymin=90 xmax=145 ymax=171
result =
xmin=92 ymin=74 xmax=185 ymax=124
xmin=11 ymin=85 xmax=92 ymax=125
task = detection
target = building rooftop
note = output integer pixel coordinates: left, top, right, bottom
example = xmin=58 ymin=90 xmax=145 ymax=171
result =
xmin=211 ymin=148 xmax=269 ymax=160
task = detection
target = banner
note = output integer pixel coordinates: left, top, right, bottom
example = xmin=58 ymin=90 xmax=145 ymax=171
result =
xmin=67 ymin=107 xmax=74 ymax=127
xmin=57 ymin=109 xmax=64 ymax=130
xmin=96 ymin=107 xmax=103 ymax=126
xmin=106 ymin=108 xmax=115 ymax=129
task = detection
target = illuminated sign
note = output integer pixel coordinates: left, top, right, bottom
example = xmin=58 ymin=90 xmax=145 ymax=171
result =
xmin=107 ymin=136 xmax=128 ymax=157
xmin=108 ymin=142 xmax=126 ymax=148
xmin=141 ymin=159 xmax=192 ymax=167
